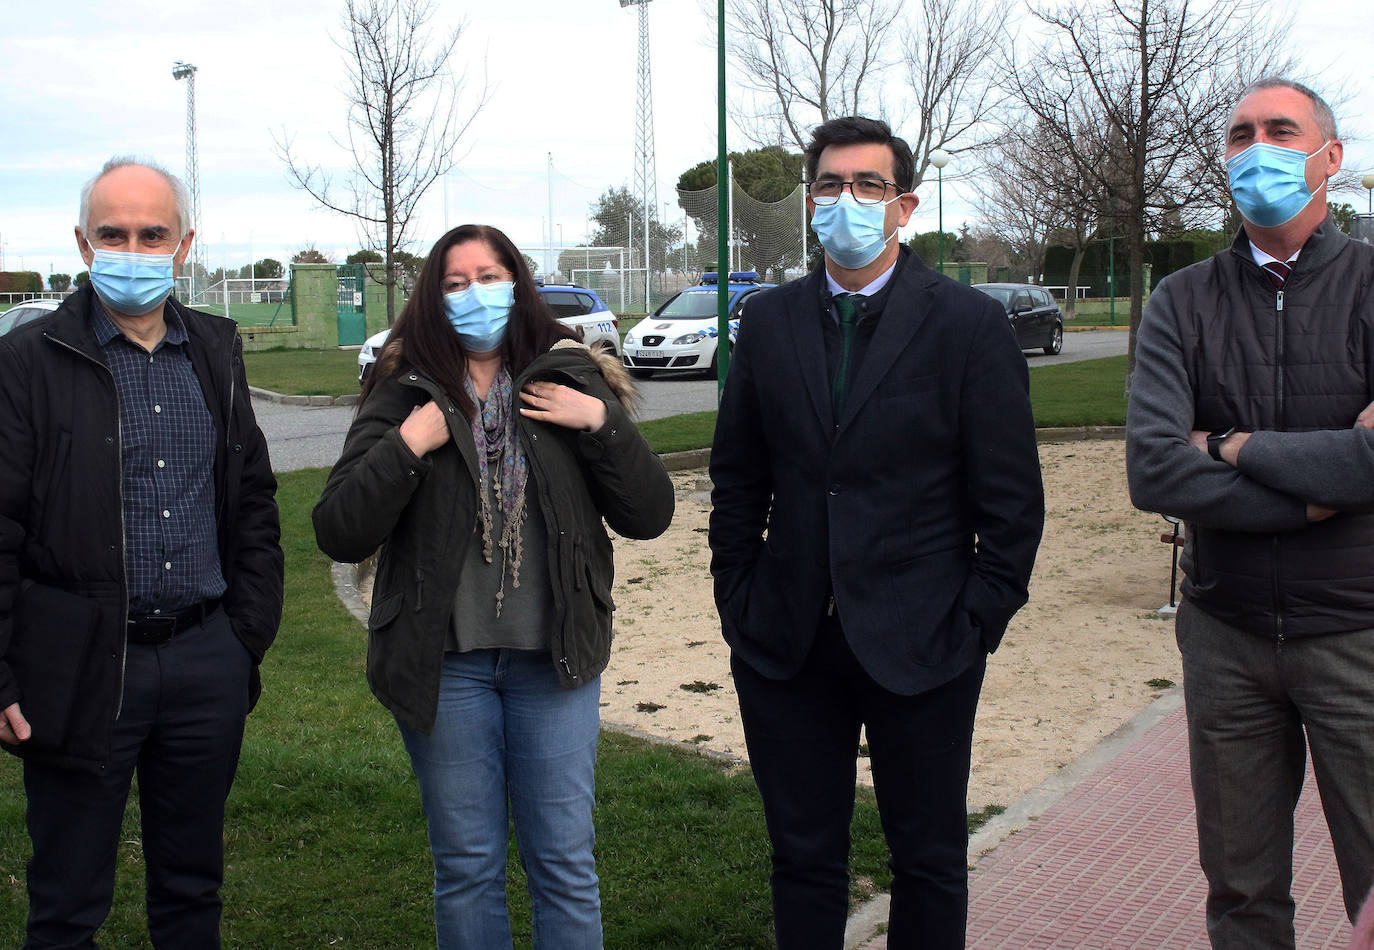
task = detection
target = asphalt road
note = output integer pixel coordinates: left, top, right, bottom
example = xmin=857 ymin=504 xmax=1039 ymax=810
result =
xmin=258 ymin=329 xmax=1131 ymax=472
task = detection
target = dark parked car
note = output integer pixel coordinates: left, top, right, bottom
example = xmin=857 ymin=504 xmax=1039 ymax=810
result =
xmin=973 ymin=283 xmax=1063 ymax=356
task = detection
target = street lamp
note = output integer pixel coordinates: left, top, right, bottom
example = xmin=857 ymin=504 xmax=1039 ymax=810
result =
xmin=1363 ymin=173 xmax=1374 ymax=215
xmin=928 ymin=149 xmax=951 ymax=275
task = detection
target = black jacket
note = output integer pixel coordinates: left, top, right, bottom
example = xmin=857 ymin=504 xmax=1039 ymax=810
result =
xmin=1127 ymin=219 xmax=1374 ymax=638
xmin=0 ymin=285 xmax=284 ymax=770
xmin=312 ymin=342 xmax=674 ymax=734
xmin=709 ymin=248 xmax=1045 ymax=695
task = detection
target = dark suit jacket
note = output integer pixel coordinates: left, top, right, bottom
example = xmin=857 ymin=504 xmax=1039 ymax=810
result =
xmin=709 ymin=248 xmax=1045 ymax=695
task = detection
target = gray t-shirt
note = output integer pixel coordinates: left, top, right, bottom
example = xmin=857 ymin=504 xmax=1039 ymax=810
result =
xmin=447 ymin=474 xmax=555 ymax=653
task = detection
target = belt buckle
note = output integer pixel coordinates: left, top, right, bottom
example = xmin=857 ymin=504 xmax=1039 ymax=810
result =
xmin=129 ymin=615 xmax=178 ymax=644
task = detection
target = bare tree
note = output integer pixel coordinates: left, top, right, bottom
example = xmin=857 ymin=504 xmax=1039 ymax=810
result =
xmin=974 ymin=116 xmax=1116 ymax=318
xmin=1005 ymin=0 xmax=1295 ymax=381
xmin=897 ymin=0 xmax=1011 ymax=189
xmin=723 ymin=0 xmax=900 ymax=150
xmin=275 ymin=0 xmax=487 ymax=324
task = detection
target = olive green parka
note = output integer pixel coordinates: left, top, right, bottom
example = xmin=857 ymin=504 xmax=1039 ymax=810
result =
xmin=313 ymin=341 xmax=674 ymax=733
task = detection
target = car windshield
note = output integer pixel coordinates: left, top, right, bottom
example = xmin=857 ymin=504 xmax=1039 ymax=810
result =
xmin=0 ymin=308 xmax=39 ymax=335
xmin=657 ymin=289 xmax=723 ymax=319
xmin=975 ymin=286 xmax=1014 ymax=308
xmin=540 ymin=290 xmax=595 ymax=318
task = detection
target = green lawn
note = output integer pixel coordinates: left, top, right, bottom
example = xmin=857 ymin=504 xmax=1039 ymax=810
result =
xmin=200 ymin=300 xmax=294 ymax=328
xmin=244 ymin=348 xmax=1131 ymax=449
xmin=1028 ymin=355 xmax=1129 ymax=427
xmin=0 ymin=469 xmax=913 ymax=948
xmin=244 ymin=348 xmax=362 ymax=397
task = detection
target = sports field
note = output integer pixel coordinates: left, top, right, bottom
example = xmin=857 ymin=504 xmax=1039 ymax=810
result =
xmin=0 ymin=298 xmax=293 ymax=328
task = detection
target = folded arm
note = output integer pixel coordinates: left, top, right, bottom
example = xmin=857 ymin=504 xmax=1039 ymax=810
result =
xmin=1125 ymin=281 xmax=1310 ymax=533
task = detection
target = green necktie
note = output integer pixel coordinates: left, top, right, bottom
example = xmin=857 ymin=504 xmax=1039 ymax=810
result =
xmin=831 ymin=293 xmax=860 ymax=417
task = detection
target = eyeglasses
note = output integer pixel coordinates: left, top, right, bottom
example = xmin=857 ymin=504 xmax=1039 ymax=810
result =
xmin=806 ymin=178 xmax=902 ymax=206
xmin=446 ymin=271 xmax=513 ymax=293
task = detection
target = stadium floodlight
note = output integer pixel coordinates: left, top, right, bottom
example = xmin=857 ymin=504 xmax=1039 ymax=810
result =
xmin=619 ymin=0 xmax=656 ymax=312
xmin=172 ymin=60 xmax=206 ymax=305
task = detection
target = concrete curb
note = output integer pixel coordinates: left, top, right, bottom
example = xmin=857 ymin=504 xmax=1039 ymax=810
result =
xmin=964 ymin=688 xmax=1184 ymax=867
xmin=250 ymin=385 xmax=358 ymax=407
xmin=1036 ymin=425 xmax=1124 ymax=443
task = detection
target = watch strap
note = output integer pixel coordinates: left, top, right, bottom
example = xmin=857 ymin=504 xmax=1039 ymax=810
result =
xmin=1207 ymin=427 xmax=1237 ymax=462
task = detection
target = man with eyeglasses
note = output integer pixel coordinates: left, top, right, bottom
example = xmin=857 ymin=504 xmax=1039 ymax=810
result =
xmin=709 ymin=115 xmax=1044 ymax=949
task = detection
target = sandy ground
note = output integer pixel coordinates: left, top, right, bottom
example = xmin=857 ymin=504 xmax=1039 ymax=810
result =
xmin=355 ymin=438 xmax=1183 ymax=812
xmin=599 ymin=439 xmax=1183 ymax=811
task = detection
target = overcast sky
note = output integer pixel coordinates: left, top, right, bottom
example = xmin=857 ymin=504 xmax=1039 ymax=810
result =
xmin=2 ymin=0 xmax=1371 ymax=283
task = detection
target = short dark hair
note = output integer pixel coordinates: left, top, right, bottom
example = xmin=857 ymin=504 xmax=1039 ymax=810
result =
xmin=361 ymin=223 xmax=576 ymax=417
xmin=1237 ymin=78 xmax=1338 ymax=141
xmin=803 ymin=117 xmax=915 ymax=192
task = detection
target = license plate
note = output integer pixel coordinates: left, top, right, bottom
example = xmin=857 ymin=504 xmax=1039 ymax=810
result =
xmin=637 ymin=350 xmax=664 ymax=358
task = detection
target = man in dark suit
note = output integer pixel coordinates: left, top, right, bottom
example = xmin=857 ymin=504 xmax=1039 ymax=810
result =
xmin=709 ymin=116 xmax=1044 ymax=949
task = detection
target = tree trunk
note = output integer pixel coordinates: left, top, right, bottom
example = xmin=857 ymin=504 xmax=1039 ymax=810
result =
xmin=1063 ymin=244 xmax=1087 ymax=320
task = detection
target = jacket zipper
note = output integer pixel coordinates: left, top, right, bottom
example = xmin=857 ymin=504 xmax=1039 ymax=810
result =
xmin=516 ymin=414 xmax=579 ymax=682
xmin=46 ymin=335 xmax=131 ymax=723
xmin=1272 ymin=278 xmax=1286 ymax=641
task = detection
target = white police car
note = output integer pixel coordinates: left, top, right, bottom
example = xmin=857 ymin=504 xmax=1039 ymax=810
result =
xmin=622 ymin=271 xmax=774 ymax=378
xmin=357 ymin=282 xmax=620 ymax=384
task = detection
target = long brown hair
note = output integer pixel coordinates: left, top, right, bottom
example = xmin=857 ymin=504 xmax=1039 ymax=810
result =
xmin=360 ymin=224 xmax=577 ymax=418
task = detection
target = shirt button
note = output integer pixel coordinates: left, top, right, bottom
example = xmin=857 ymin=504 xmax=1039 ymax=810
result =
xmin=154 ymin=405 xmax=162 ymax=413
xmin=164 ymin=562 xmax=172 ymax=570
xmin=157 ymin=460 xmax=166 ymax=468
xmin=162 ymin=510 xmax=171 ymax=519
xmin=828 ymin=485 xmax=841 ymax=495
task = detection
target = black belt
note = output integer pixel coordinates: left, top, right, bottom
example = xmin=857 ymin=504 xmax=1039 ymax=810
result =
xmin=126 ymin=599 xmax=220 ymax=645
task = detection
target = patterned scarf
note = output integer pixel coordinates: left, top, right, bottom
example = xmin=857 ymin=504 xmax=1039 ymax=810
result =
xmin=463 ymin=366 xmax=529 ymax=617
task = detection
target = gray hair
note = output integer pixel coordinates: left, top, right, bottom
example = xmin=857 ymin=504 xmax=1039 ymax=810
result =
xmin=78 ymin=156 xmax=192 ymax=237
xmin=1237 ymin=78 xmax=1339 ymax=142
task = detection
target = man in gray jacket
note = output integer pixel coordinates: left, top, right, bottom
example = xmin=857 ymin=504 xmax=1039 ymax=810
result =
xmin=1127 ymin=78 xmax=1374 ymax=947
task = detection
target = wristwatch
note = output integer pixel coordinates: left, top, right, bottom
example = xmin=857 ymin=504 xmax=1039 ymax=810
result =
xmin=1207 ymin=426 xmax=1237 ymax=462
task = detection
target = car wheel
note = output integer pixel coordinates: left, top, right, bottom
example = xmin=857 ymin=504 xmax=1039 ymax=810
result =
xmin=706 ymin=341 xmax=734 ymax=378
xmin=1044 ymin=323 xmax=1063 ymax=356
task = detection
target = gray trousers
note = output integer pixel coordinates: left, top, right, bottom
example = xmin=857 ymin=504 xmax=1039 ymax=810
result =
xmin=1176 ymin=600 xmax=1374 ymax=950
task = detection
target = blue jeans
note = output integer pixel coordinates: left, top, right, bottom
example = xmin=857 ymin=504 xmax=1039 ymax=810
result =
xmin=398 ymin=649 xmax=603 ymax=950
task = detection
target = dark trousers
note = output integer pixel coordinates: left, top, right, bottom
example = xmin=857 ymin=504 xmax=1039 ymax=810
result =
xmin=22 ymin=607 xmax=252 ymax=950
xmin=1176 ymin=600 xmax=1374 ymax=950
xmin=732 ymin=614 xmax=985 ymax=950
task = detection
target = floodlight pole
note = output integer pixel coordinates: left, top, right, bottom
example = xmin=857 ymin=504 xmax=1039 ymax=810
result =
xmin=620 ymin=0 xmax=657 ymax=315
xmin=172 ymin=61 xmax=205 ymax=305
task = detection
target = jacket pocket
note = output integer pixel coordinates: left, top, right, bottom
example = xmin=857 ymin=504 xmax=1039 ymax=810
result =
xmin=584 ymin=559 xmax=615 ymax=615
xmin=9 ymin=580 xmax=102 ymax=753
xmin=368 ymin=590 xmax=404 ymax=632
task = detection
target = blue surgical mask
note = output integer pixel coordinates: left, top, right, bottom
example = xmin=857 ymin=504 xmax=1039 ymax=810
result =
xmin=1226 ymin=140 xmax=1329 ymax=229
xmin=445 ymin=281 xmax=514 ymax=353
xmin=810 ymin=194 xmax=898 ymax=270
xmin=86 ymin=241 xmax=183 ymax=315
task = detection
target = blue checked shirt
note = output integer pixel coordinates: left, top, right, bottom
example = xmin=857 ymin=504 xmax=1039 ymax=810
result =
xmin=92 ymin=302 xmax=227 ymax=613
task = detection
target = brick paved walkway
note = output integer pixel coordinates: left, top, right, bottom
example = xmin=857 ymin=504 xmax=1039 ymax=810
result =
xmin=854 ymin=701 xmax=1354 ymax=949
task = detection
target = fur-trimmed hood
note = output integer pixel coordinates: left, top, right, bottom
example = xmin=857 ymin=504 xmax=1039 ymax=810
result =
xmin=549 ymin=338 xmax=639 ymax=411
